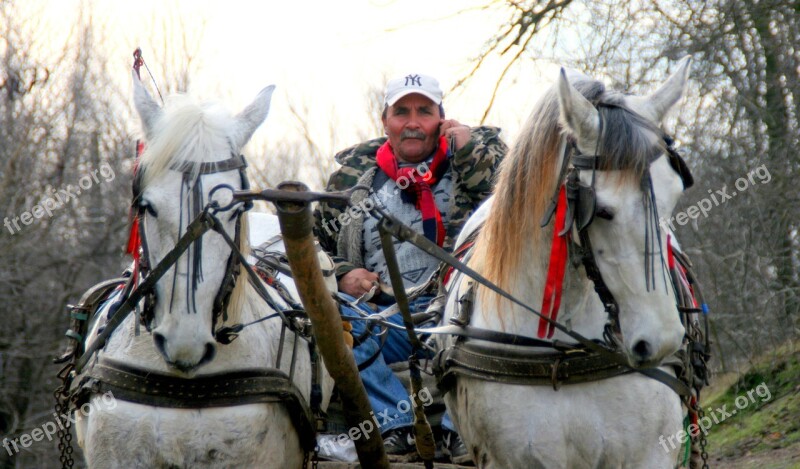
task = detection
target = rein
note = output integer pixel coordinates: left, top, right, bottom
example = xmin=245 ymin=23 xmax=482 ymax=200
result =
xmin=368 ymin=205 xmax=692 ymax=397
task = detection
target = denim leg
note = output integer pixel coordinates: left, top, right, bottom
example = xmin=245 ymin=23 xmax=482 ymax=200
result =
xmin=340 ymin=295 xmax=412 ymax=433
xmin=338 ymin=294 xmax=459 ymax=434
xmin=377 ymin=311 xmax=415 ymax=364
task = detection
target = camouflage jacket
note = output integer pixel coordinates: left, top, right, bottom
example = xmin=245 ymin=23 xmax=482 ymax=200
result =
xmin=313 ymin=126 xmax=507 ymax=278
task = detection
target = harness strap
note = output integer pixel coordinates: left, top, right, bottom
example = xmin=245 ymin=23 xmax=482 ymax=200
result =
xmin=76 ymin=358 xmax=317 ymax=451
xmin=373 ymin=208 xmax=691 ymax=397
xmin=435 ymin=341 xmax=632 ymax=392
xmin=205 ymin=212 xmax=307 ymax=336
xmin=377 ymin=218 xmax=425 ymax=351
xmin=576 ymin=223 xmax=622 ymax=339
xmin=170 ymin=154 xmax=249 ymax=175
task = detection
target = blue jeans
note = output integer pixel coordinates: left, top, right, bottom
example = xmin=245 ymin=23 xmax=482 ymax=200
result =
xmin=339 ymin=293 xmax=454 ymax=434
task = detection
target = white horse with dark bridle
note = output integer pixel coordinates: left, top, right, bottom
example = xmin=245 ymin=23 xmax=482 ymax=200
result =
xmin=71 ymin=74 xmax=332 ymax=468
xmin=438 ymin=58 xmax=696 ymax=468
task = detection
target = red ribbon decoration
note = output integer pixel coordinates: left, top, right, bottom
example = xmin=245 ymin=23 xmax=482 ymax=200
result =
xmin=668 ymin=234 xmax=697 ymax=308
xmin=539 ymin=186 xmax=569 ymax=338
xmin=125 ymin=141 xmax=145 ymax=286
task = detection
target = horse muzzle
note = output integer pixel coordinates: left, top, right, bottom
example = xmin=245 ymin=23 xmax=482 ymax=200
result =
xmin=153 ymin=328 xmax=217 ymax=373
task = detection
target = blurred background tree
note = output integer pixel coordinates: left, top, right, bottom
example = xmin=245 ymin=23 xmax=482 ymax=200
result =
xmin=463 ymin=0 xmax=799 ymax=371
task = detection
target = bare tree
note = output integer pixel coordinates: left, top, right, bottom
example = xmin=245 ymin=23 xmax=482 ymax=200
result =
xmin=1 ymin=2 xmax=132 ymax=467
xmin=0 ymin=0 xmax=228 ymax=462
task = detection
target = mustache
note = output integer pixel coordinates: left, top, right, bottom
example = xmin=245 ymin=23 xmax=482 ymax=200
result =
xmin=400 ymin=129 xmax=427 ymax=140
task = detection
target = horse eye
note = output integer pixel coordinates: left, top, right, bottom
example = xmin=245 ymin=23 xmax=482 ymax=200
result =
xmin=596 ymin=207 xmax=615 ymax=220
xmin=140 ymin=200 xmax=159 ymax=217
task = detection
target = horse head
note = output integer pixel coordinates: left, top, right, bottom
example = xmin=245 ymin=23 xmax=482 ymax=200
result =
xmin=132 ymin=73 xmax=274 ymax=373
xmin=557 ymin=57 xmax=692 ymax=367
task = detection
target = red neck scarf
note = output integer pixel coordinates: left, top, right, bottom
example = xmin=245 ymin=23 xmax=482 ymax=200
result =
xmin=376 ymin=136 xmax=449 ymax=246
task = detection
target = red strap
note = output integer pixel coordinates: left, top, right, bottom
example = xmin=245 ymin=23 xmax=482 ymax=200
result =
xmin=668 ymin=235 xmax=697 ymax=307
xmin=539 ymin=186 xmax=569 ymax=338
xmin=126 ymin=217 xmax=141 ymax=260
xmin=667 ymin=233 xmax=675 ymax=270
xmin=133 ymin=48 xmax=144 ymax=80
xmin=125 ymin=141 xmax=145 ymax=288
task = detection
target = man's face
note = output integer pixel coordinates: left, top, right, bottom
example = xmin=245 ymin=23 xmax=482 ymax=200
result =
xmin=382 ymin=94 xmax=442 ymax=164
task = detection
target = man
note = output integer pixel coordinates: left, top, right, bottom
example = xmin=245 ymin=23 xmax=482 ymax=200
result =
xmin=314 ymin=73 xmax=506 ymax=464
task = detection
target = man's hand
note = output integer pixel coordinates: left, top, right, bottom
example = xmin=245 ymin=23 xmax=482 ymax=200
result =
xmin=339 ymin=268 xmax=380 ymax=297
xmin=439 ymin=119 xmax=471 ymax=152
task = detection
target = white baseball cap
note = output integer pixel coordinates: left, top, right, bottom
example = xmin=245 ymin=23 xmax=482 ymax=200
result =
xmin=384 ymin=73 xmax=443 ymax=107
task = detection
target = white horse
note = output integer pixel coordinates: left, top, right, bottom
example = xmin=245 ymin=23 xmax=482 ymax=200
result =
xmin=440 ymin=58 xmax=694 ymax=468
xmin=74 ymin=74 xmax=332 ymax=468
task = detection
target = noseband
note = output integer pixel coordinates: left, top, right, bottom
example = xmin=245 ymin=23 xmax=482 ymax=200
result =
xmin=130 ymin=153 xmax=252 ymax=336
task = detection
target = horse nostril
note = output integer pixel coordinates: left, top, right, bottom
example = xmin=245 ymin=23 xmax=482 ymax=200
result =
xmin=153 ymin=332 xmax=167 ymax=357
xmin=199 ymin=342 xmax=217 ymax=366
xmin=633 ymin=340 xmax=652 ymax=361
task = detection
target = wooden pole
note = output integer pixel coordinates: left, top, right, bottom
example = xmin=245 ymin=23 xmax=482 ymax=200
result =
xmin=274 ymin=181 xmax=390 ymax=469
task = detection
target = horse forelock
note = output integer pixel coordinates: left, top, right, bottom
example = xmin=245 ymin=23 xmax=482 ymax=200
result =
xmin=473 ymin=78 xmax=664 ymax=301
xmin=595 ymin=91 xmax=664 ymax=181
xmin=139 ymin=95 xmax=236 ymax=190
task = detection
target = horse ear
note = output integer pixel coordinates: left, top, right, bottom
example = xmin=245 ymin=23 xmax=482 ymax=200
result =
xmin=232 ymin=85 xmax=276 ymax=150
xmin=132 ymin=70 xmax=162 ymax=140
xmin=630 ymin=56 xmax=692 ymax=122
xmin=557 ymin=68 xmax=600 ymax=147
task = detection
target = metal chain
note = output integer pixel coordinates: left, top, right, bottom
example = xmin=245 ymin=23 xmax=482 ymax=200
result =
xmin=302 ymin=450 xmax=319 ymax=469
xmin=696 ymin=404 xmax=710 ymax=469
xmin=53 ymin=365 xmax=75 ymax=469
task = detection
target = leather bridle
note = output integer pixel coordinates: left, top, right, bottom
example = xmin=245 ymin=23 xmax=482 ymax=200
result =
xmin=540 ymin=107 xmax=695 ymax=347
xmin=130 ymin=153 xmax=252 ymax=336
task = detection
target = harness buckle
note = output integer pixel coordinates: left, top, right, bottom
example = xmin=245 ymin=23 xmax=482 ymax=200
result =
xmin=551 ymin=358 xmax=562 ymax=391
xmin=451 ymin=282 xmax=475 ymax=327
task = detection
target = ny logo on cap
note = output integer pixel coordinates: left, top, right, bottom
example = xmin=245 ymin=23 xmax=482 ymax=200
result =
xmin=404 ymin=74 xmax=422 ymax=87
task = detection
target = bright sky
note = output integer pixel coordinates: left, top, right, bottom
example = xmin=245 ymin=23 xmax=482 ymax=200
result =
xmin=34 ymin=0 xmax=559 ymax=162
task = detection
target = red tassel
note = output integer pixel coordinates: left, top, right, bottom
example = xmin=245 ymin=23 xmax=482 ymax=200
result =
xmin=539 ymin=186 xmax=569 ymax=338
xmin=126 ymin=216 xmax=140 ymax=261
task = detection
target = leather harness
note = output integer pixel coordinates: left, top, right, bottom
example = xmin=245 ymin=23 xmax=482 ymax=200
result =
xmin=368 ymin=114 xmax=704 ymax=397
xmin=74 ymin=358 xmax=317 ymax=450
xmin=60 ymin=154 xmax=321 ymax=452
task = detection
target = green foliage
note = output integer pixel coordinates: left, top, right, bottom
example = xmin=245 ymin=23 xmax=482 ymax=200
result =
xmin=704 ymin=342 xmax=800 ymax=459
